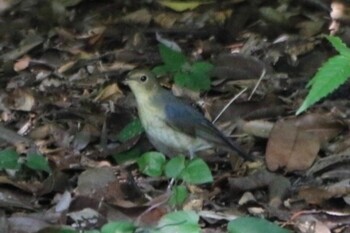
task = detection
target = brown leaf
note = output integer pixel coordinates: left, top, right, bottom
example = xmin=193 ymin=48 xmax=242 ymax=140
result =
xmin=122 ymin=9 xmax=152 ymax=25
xmin=154 ymin=12 xmax=179 ymax=28
xmin=298 ymin=187 xmax=333 ymax=205
xmin=266 ymin=113 xmax=345 ymax=172
xmin=13 ymin=56 xmax=31 ymax=72
xmin=94 ymin=83 xmax=124 ymax=102
xmin=212 ymin=54 xmax=267 ymax=80
xmin=294 ymin=113 xmax=345 ymax=145
xmin=5 ymin=89 xmax=35 ymax=111
xmin=266 ymin=120 xmax=320 ymax=172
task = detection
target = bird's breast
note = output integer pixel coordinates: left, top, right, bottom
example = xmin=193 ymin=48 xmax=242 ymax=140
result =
xmin=137 ymin=102 xmax=209 ymax=155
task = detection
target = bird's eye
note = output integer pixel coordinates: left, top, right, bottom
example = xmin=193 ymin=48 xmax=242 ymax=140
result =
xmin=140 ymin=75 xmax=147 ymax=82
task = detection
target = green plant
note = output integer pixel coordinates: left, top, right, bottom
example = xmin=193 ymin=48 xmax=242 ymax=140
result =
xmin=0 ymin=148 xmax=51 ymax=173
xmin=114 ymin=119 xmax=213 ymax=204
xmin=100 ymin=211 xmax=201 ymax=233
xmin=228 ymin=217 xmax=291 ymax=233
xmin=137 ymin=153 xmax=212 ymax=206
xmin=117 ymin=118 xmax=144 ymax=143
xmin=153 ymin=44 xmax=213 ymax=91
xmin=297 ymin=36 xmax=350 ymax=114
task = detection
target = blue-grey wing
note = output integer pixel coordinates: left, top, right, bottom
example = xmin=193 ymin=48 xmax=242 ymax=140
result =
xmin=164 ymin=101 xmax=230 ymax=145
xmin=164 ymin=101 xmax=253 ymax=161
xmin=164 ymin=101 xmax=201 ymax=135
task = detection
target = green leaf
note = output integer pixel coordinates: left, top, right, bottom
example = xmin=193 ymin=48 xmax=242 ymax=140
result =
xmin=228 ymin=217 xmax=291 ymax=233
xmin=36 ymin=227 xmax=78 ymax=233
xmin=174 ymin=72 xmax=192 ymax=88
xmin=25 ymin=153 xmax=51 ymax=173
xmin=117 ymin=118 xmax=144 ymax=143
xmin=0 ymin=149 xmax=20 ymax=170
xmin=169 ymin=185 xmax=188 ymax=206
xmin=190 ymin=61 xmax=213 ymax=90
xmin=101 ymin=221 xmax=135 ymax=233
xmin=57 ymin=229 xmax=79 ymax=233
xmin=153 ymin=65 xmax=170 ymax=76
xmin=326 ymin=36 xmax=350 ymax=58
xmin=297 ymin=55 xmax=350 ymax=114
xmin=112 ymin=147 xmax=142 ymax=164
xmin=192 ymin=61 xmax=214 ymax=74
xmin=156 ymin=211 xmax=200 ymax=233
xmin=174 ymin=62 xmax=213 ymax=91
xmin=137 ymin=151 xmax=166 ymax=177
xmin=164 ymin=155 xmax=186 ymax=178
xmin=180 ymin=158 xmax=213 ymax=184
xmin=158 ymin=1 xmax=205 ymax=12
xmin=82 ymin=231 xmax=100 ymax=233
xmin=158 ymin=44 xmax=187 ymax=72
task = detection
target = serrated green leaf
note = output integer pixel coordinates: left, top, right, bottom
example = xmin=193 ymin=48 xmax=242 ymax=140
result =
xmin=36 ymin=227 xmax=78 ymax=233
xmin=137 ymin=151 xmax=166 ymax=177
xmin=165 ymin=155 xmax=186 ymax=178
xmin=101 ymin=221 xmax=135 ymax=233
xmin=326 ymin=36 xmax=350 ymax=58
xmin=174 ymin=62 xmax=212 ymax=91
xmin=169 ymin=185 xmax=188 ymax=206
xmin=192 ymin=61 xmax=214 ymax=74
xmin=158 ymin=44 xmax=187 ymax=72
xmin=112 ymin=147 xmax=142 ymax=164
xmin=117 ymin=118 xmax=144 ymax=143
xmin=174 ymin=71 xmax=211 ymax=91
xmin=180 ymin=158 xmax=213 ymax=184
xmin=25 ymin=153 xmax=51 ymax=173
xmin=228 ymin=217 xmax=291 ymax=233
xmin=158 ymin=1 xmax=205 ymax=12
xmin=297 ymin=55 xmax=350 ymax=114
xmin=0 ymin=149 xmax=20 ymax=170
xmin=174 ymin=72 xmax=192 ymax=88
xmin=153 ymin=65 xmax=171 ymax=76
xmin=157 ymin=211 xmax=200 ymax=233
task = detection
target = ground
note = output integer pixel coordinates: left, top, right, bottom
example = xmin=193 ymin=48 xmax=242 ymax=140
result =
xmin=0 ymin=0 xmax=350 ymax=233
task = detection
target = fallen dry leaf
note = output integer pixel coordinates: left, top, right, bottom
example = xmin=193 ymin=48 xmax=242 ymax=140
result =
xmin=5 ymin=89 xmax=35 ymax=111
xmin=266 ymin=113 xmax=345 ymax=172
xmin=266 ymin=119 xmax=320 ymax=172
xmin=13 ymin=56 xmax=31 ymax=72
xmin=94 ymin=83 xmax=124 ymax=102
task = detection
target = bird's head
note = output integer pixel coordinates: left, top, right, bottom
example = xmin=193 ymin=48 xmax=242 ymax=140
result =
xmin=125 ymin=70 xmax=160 ymax=97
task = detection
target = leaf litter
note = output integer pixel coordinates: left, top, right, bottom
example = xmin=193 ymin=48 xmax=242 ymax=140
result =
xmin=1 ymin=0 xmax=350 ymax=232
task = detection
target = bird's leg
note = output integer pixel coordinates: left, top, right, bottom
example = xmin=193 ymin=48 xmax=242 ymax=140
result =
xmin=167 ymin=177 xmax=175 ymax=190
xmin=189 ymin=149 xmax=196 ymax=160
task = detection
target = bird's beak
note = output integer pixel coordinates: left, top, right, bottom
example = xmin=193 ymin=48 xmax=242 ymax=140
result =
xmin=122 ymin=79 xmax=128 ymax=85
xmin=122 ymin=75 xmax=131 ymax=85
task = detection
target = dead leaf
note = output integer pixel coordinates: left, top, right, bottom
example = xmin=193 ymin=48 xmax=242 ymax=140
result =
xmin=298 ymin=187 xmax=333 ymax=205
xmin=5 ymin=89 xmax=35 ymax=111
xmin=292 ymin=210 xmax=350 ymax=233
xmin=94 ymin=83 xmax=124 ymax=102
xmin=0 ymin=187 xmax=35 ymax=210
xmin=122 ymin=9 xmax=152 ymax=25
xmin=158 ymin=0 xmax=211 ymax=12
xmin=1 ymin=34 xmax=43 ymax=61
xmin=212 ymin=54 xmax=267 ymax=80
xmin=294 ymin=113 xmax=345 ymax=145
xmin=266 ymin=120 xmax=320 ymax=172
xmin=241 ymin=120 xmax=274 ymax=138
xmin=8 ymin=216 xmax=50 ymax=233
xmin=228 ymin=169 xmax=290 ymax=207
xmin=154 ymin=12 xmax=179 ymax=28
xmin=14 ymin=56 xmax=31 ymax=72
xmin=266 ymin=113 xmax=344 ymax=172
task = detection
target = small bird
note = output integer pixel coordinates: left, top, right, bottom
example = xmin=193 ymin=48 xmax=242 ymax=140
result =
xmin=125 ymin=69 xmax=253 ymax=161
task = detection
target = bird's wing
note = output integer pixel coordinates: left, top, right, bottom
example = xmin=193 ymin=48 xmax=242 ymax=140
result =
xmin=164 ymin=101 xmax=205 ymax=137
xmin=164 ymin=101 xmax=253 ymax=161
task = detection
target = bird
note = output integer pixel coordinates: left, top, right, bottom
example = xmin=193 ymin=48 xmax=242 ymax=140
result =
xmin=124 ymin=69 xmax=254 ymax=161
